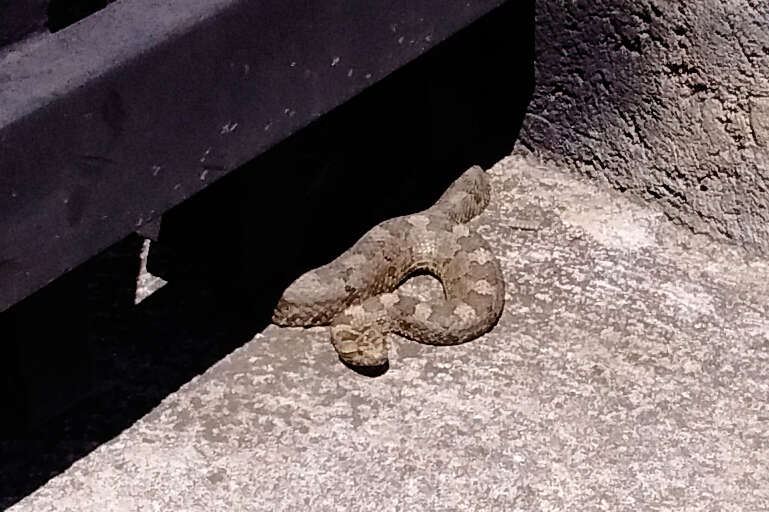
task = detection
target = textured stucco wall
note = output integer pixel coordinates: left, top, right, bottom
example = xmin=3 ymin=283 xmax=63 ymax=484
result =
xmin=520 ymin=0 xmax=769 ymax=252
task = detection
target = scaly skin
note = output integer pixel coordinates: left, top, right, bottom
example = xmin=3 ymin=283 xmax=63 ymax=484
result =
xmin=272 ymin=166 xmax=505 ymax=367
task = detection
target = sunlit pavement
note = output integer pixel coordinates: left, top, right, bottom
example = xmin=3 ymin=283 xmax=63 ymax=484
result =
xmin=11 ymin=152 xmax=769 ymax=511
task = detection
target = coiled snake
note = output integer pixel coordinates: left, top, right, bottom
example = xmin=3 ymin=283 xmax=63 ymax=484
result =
xmin=272 ymin=166 xmax=505 ymax=367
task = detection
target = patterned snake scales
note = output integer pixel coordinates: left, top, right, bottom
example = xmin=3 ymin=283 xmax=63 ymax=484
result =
xmin=272 ymin=166 xmax=506 ymax=367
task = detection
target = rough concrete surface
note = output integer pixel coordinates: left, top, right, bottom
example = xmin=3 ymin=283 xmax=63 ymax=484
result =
xmin=521 ymin=0 xmax=769 ymax=253
xmin=9 ymin=153 xmax=769 ymax=511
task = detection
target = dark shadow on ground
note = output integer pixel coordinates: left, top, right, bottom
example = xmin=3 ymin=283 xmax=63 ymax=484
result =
xmin=47 ymin=0 xmax=117 ymax=33
xmin=0 ymin=1 xmax=533 ymax=507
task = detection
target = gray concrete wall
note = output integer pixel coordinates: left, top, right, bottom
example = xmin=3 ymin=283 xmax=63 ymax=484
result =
xmin=520 ymin=0 xmax=769 ymax=252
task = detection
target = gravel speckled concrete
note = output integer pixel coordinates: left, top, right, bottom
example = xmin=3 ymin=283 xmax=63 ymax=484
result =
xmin=10 ymin=153 xmax=769 ymax=511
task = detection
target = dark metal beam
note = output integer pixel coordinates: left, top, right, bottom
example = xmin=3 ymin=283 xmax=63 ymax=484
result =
xmin=0 ymin=0 xmax=510 ymax=312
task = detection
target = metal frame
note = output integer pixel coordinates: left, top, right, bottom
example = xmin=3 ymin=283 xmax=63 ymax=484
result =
xmin=0 ymin=0 xmax=509 ymax=312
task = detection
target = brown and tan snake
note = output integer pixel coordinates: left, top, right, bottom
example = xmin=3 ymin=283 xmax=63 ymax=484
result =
xmin=272 ymin=166 xmax=506 ymax=367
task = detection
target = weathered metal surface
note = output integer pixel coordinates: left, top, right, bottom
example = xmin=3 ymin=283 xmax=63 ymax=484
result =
xmin=0 ymin=0 xmax=510 ymax=313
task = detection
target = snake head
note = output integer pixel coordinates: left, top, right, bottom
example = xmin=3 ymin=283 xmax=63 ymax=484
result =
xmin=271 ymin=298 xmax=295 ymax=325
xmin=330 ymin=323 xmax=390 ymax=367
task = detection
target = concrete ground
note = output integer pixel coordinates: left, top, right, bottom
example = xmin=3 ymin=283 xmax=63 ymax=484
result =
xmin=9 ymin=152 xmax=769 ymax=511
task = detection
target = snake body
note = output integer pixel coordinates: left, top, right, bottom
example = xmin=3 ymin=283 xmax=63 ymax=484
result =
xmin=272 ymin=166 xmax=504 ymax=367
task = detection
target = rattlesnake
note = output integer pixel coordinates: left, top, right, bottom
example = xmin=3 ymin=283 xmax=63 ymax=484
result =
xmin=272 ymin=166 xmax=507 ymax=367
